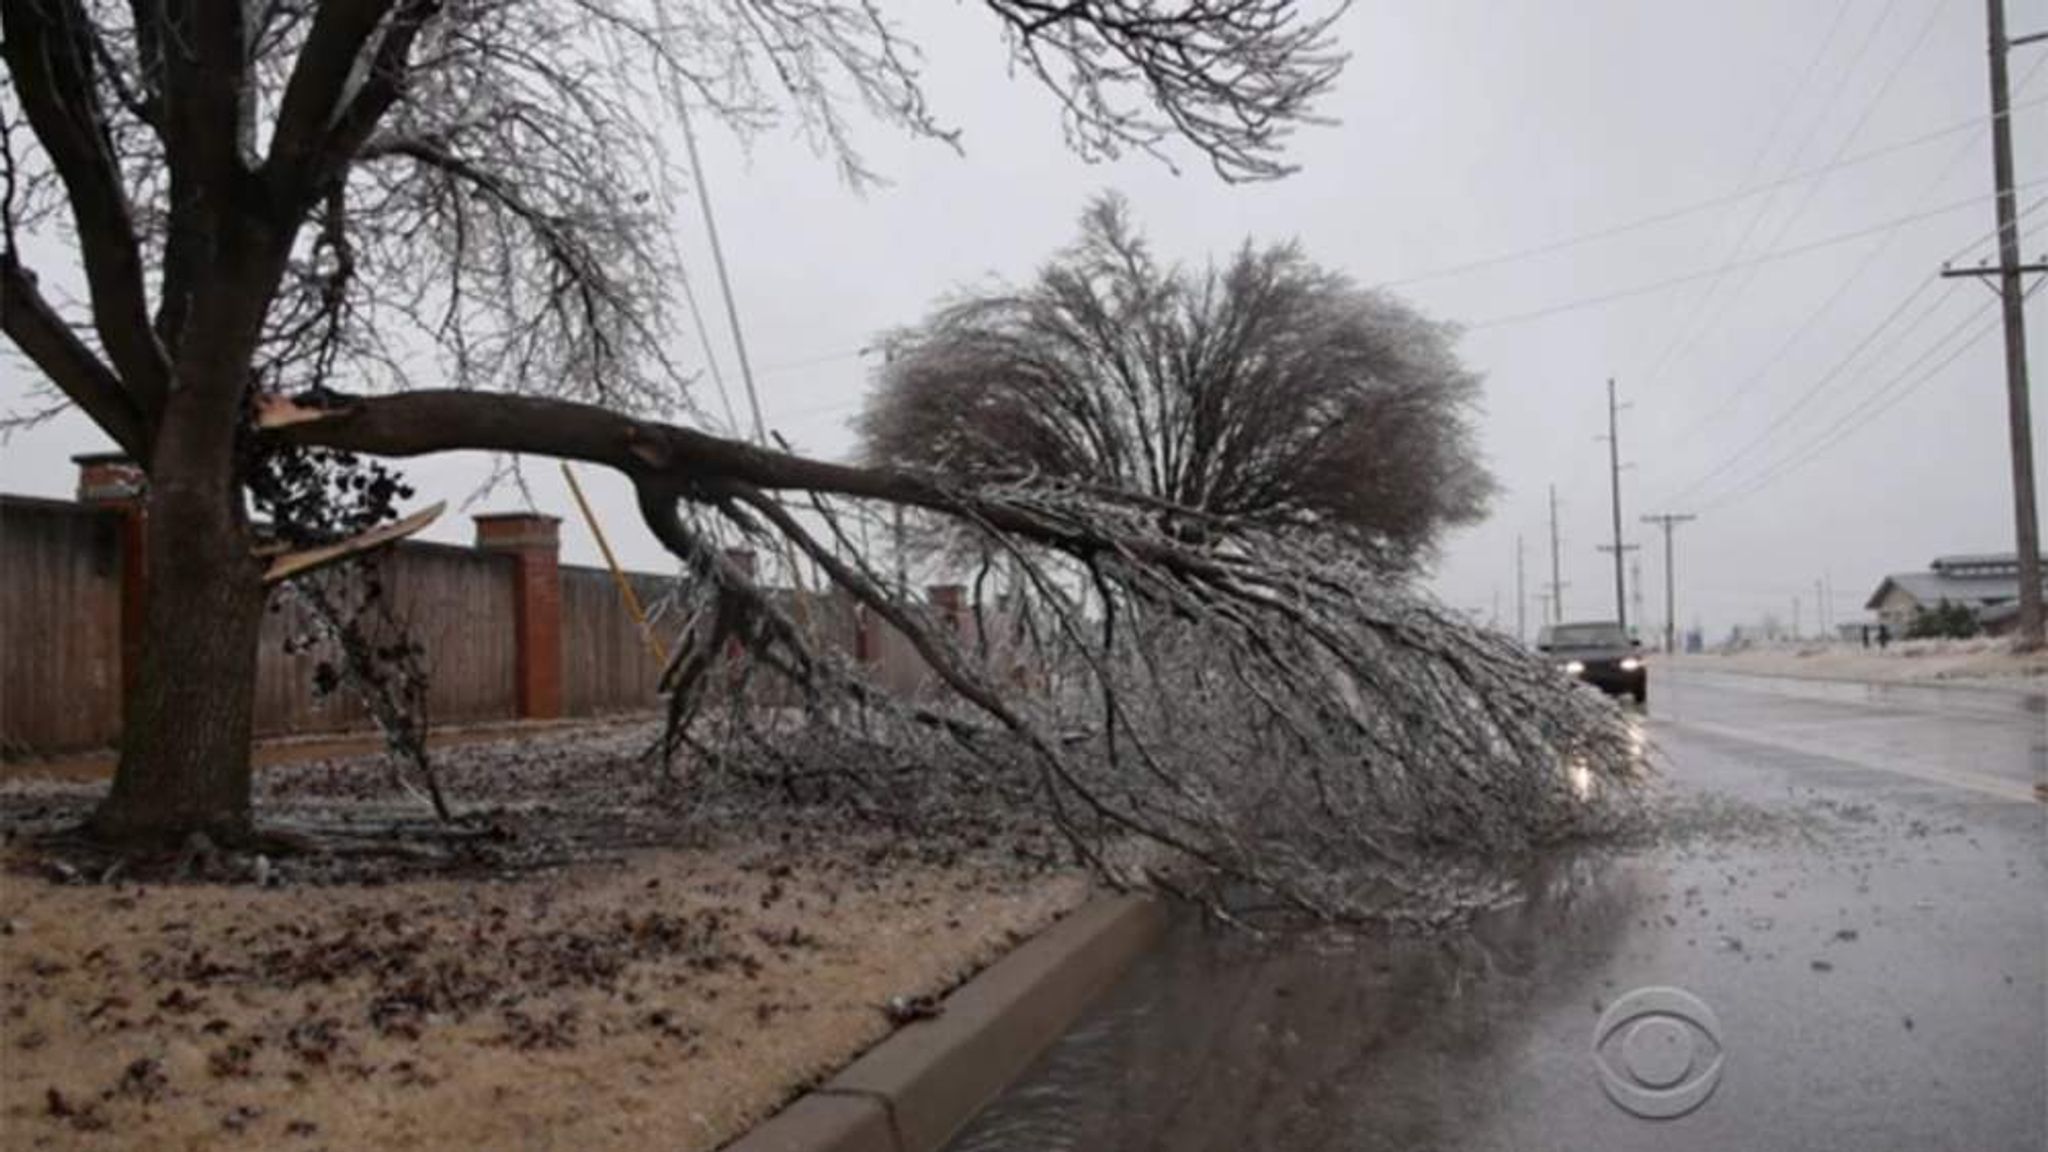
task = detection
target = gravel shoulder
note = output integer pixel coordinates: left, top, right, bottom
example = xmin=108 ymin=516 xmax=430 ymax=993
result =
xmin=1667 ymin=640 xmax=2047 ymax=688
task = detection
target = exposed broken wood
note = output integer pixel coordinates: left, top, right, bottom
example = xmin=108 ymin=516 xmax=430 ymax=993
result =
xmin=261 ymin=501 xmax=445 ymax=585
xmin=253 ymin=393 xmax=347 ymax=430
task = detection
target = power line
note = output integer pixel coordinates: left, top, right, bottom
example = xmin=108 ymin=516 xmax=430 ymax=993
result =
xmin=1631 ymin=0 xmax=1904 ymax=390
xmin=1646 ymin=155 xmax=2045 ymax=465
xmin=1700 ymin=298 xmax=2012 ymax=511
xmin=1651 ymin=197 xmax=2048 ymax=508
xmin=678 ymin=101 xmax=769 ymax=446
xmin=1638 ymin=0 xmax=1944 ymax=392
xmin=1369 ymin=99 xmax=2046 ymax=291
xmin=756 ymin=346 xmax=871 ymax=376
xmin=723 ymin=71 xmax=2048 ymax=393
xmin=1657 ymin=277 xmax=1961 ymax=507
xmin=1661 ymin=209 xmax=2045 ymax=509
xmin=1714 ymin=298 xmax=2000 ymax=504
xmin=1646 ymin=6 xmax=2019 ymax=457
xmin=1643 ymin=53 xmax=2048 ymax=493
xmin=1463 ymin=185 xmax=2042 ymax=330
xmin=675 ymin=248 xmax=741 ymax=435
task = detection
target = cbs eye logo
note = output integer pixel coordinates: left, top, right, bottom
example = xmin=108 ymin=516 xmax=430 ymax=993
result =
xmin=1591 ymin=986 xmax=1725 ymax=1120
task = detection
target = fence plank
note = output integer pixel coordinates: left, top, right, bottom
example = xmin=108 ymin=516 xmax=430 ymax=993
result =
xmin=0 ymin=499 xmax=125 ymax=755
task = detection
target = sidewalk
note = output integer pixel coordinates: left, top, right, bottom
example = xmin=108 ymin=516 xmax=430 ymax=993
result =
xmin=1665 ymin=641 xmax=2047 ymax=691
xmin=0 ymin=714 xmax=658 ymax=783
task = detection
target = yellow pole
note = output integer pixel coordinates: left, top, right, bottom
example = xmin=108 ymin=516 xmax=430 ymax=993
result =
xmin=559 ymin=462 xmax=669 ymax=666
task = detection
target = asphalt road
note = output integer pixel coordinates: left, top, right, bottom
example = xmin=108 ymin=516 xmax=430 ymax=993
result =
xmin=946 ymin=666 xmax=2047 ymax=1152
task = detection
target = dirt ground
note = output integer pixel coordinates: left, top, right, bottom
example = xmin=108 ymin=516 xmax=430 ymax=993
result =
xmin=0 ymin=722 xmax=1089 ymax=1152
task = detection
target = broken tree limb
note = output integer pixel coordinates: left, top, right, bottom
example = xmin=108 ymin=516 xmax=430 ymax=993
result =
xmin=268 ymin=386 xmax=1650 ymax=923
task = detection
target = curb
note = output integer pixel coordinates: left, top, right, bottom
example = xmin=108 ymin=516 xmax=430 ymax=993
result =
xmin=722 ymin=892 xmax=1167 ymax=1152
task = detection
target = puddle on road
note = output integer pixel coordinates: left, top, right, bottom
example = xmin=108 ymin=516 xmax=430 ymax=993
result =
xmin=948 ymin=850 xmax=1657 ymax=1152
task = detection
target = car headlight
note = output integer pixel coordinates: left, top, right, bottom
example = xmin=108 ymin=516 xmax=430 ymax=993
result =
xmin=1563 ymin=660 xmax=1586 ymax=675
xmin=1619 ymin=657 xmax=1642 ymax=672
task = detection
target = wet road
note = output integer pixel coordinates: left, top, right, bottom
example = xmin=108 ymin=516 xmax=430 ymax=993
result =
xmin=947 ymin=667 xmax=2047 ymax=1152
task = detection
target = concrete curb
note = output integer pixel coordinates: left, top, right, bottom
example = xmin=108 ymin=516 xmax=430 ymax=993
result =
xmin=722 ymin=893 xmax=1167 ymax=1152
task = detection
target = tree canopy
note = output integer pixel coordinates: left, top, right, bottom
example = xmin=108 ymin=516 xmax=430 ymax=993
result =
xmin=860 ymin=196 xmax=1496 ymax=567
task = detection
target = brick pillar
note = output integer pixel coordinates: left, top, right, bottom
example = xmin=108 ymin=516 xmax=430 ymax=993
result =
xmin=853 ymin=604 xmax=875 ymax=665
xmin=75 ymin=453 xmax=148 ymax=699
xmin=825 ymin=585 xmax=874 ymax=667
xmin=719 ymin=549 xmax=759 ymax=670
xmin=475 ymin=513 xmax=563 ymax=720
xmin=928 ymin=583 xmax=967 ymax=644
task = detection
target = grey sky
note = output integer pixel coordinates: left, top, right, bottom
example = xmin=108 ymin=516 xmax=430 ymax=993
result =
xmin=3 ymin=0 xmax=2042 ymax=641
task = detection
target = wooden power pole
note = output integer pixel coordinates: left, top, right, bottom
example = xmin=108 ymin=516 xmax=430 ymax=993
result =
xmin=1641 ymin=513 xmax=1696 ymax=654
xmin=1597 ymin=379 xmax=1638 ymax=631
xmin=1943 ymin=0 xmax=2046 ymax=648
xmin=1515 ymin=534 xmax=1527 ymax=644
xmin=1548 ymin=484 xmax=1566 ymax=624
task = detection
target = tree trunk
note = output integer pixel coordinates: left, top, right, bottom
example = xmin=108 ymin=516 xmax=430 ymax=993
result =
xmin=89 ymin=386 xmax=265 ymax=847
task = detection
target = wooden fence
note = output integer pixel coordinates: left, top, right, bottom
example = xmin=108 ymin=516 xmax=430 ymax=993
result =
xmin=0 ymin=498 xmax=125 ymax=753
xmin=1 ymin=487 xmax=1019 ymax=757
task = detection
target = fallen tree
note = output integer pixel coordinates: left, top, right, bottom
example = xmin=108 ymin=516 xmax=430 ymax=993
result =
xmin=266 ymin=389 xmax=1646 ymax=921
xmin=1 ymin=0 xmax=1643 ymax=921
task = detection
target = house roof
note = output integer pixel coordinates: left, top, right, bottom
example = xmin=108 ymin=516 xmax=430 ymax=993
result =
xmin=1928 ymin=553 xmax=2021 ymax=577
xmin=1865 ymin=565 xmax=2047 ymax=611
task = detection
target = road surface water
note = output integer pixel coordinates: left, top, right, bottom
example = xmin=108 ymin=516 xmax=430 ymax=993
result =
xmin=946 ymin=667 xmax=2047 ymax=1152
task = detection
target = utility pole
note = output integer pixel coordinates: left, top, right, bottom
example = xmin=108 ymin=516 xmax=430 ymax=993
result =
xmin=1942 ymin=0 xmax=2047 ymax=649
xmin=1641 ymin=513 xmax=1696 ymax=654
xmin=1548 ymin=484 xmax=1567 ymax=624
xmin=1631 ymin=556 xmax=1645 ymax=640
xmin=1515 ymin=535 xmax=1528 ymax=644
xmin=1793 ymin=595 xmax=1802 ymax=641
xmin=1814 ymin=578 xmax=1827 ymax=638
xmin=1597 ymin=378 xmax=1637 ymax=631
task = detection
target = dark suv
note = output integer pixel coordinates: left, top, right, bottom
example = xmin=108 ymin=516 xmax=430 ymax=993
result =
xmin=1537 ymin=620 xmax=1646 ymax=704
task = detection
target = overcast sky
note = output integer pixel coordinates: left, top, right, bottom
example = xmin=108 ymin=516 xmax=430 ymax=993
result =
xmin=3 ymin=0 xmax=2043 ymax=642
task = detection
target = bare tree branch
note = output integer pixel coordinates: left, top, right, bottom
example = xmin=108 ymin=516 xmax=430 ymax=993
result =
xmin=0 ymin=254 xmax=147 ymax=456
xmin=1 ymin=0 xmax=171 ymax=410
xmin=267 ymin=0 xmax=403 ymax=177
xmin=984 ymin=0 xmax=1347 ymax=181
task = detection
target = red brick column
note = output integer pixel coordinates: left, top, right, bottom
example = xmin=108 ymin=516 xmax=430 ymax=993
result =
xmin=475 ymin=513 xmax=563 ymax=720
xmin=928 ymin=583 xmax=967 ymax=644
xmin=853 ymin=604 xmax=875 ymax=665
xmin=75 ymin=453 xmax=148 ymax=700
xmin=720 ymin=549 xmax=759 ymax=671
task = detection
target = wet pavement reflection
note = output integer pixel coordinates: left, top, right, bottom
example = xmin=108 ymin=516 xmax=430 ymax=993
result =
xmin=947 ymin=668 xmax=2047 ymax=1152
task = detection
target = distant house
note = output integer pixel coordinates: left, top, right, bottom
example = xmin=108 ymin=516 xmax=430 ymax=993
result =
xmin=1864 ymin=553 xmax=2046 ymax=636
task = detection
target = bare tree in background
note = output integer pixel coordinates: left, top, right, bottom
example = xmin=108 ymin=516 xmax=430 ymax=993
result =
xmin=1 ymin=0 xmax=1644 ymax=920
xmin=860 ymin=196 xmax=1496 ymax=569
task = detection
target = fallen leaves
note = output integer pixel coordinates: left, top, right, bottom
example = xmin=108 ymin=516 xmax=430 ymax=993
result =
xmin=0 ymin=720 xmax=1088 ymax=1151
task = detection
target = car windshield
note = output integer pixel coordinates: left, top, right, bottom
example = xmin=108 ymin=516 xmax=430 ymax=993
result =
xmin=1549 ymin=624 xmax=1627 ymax=647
